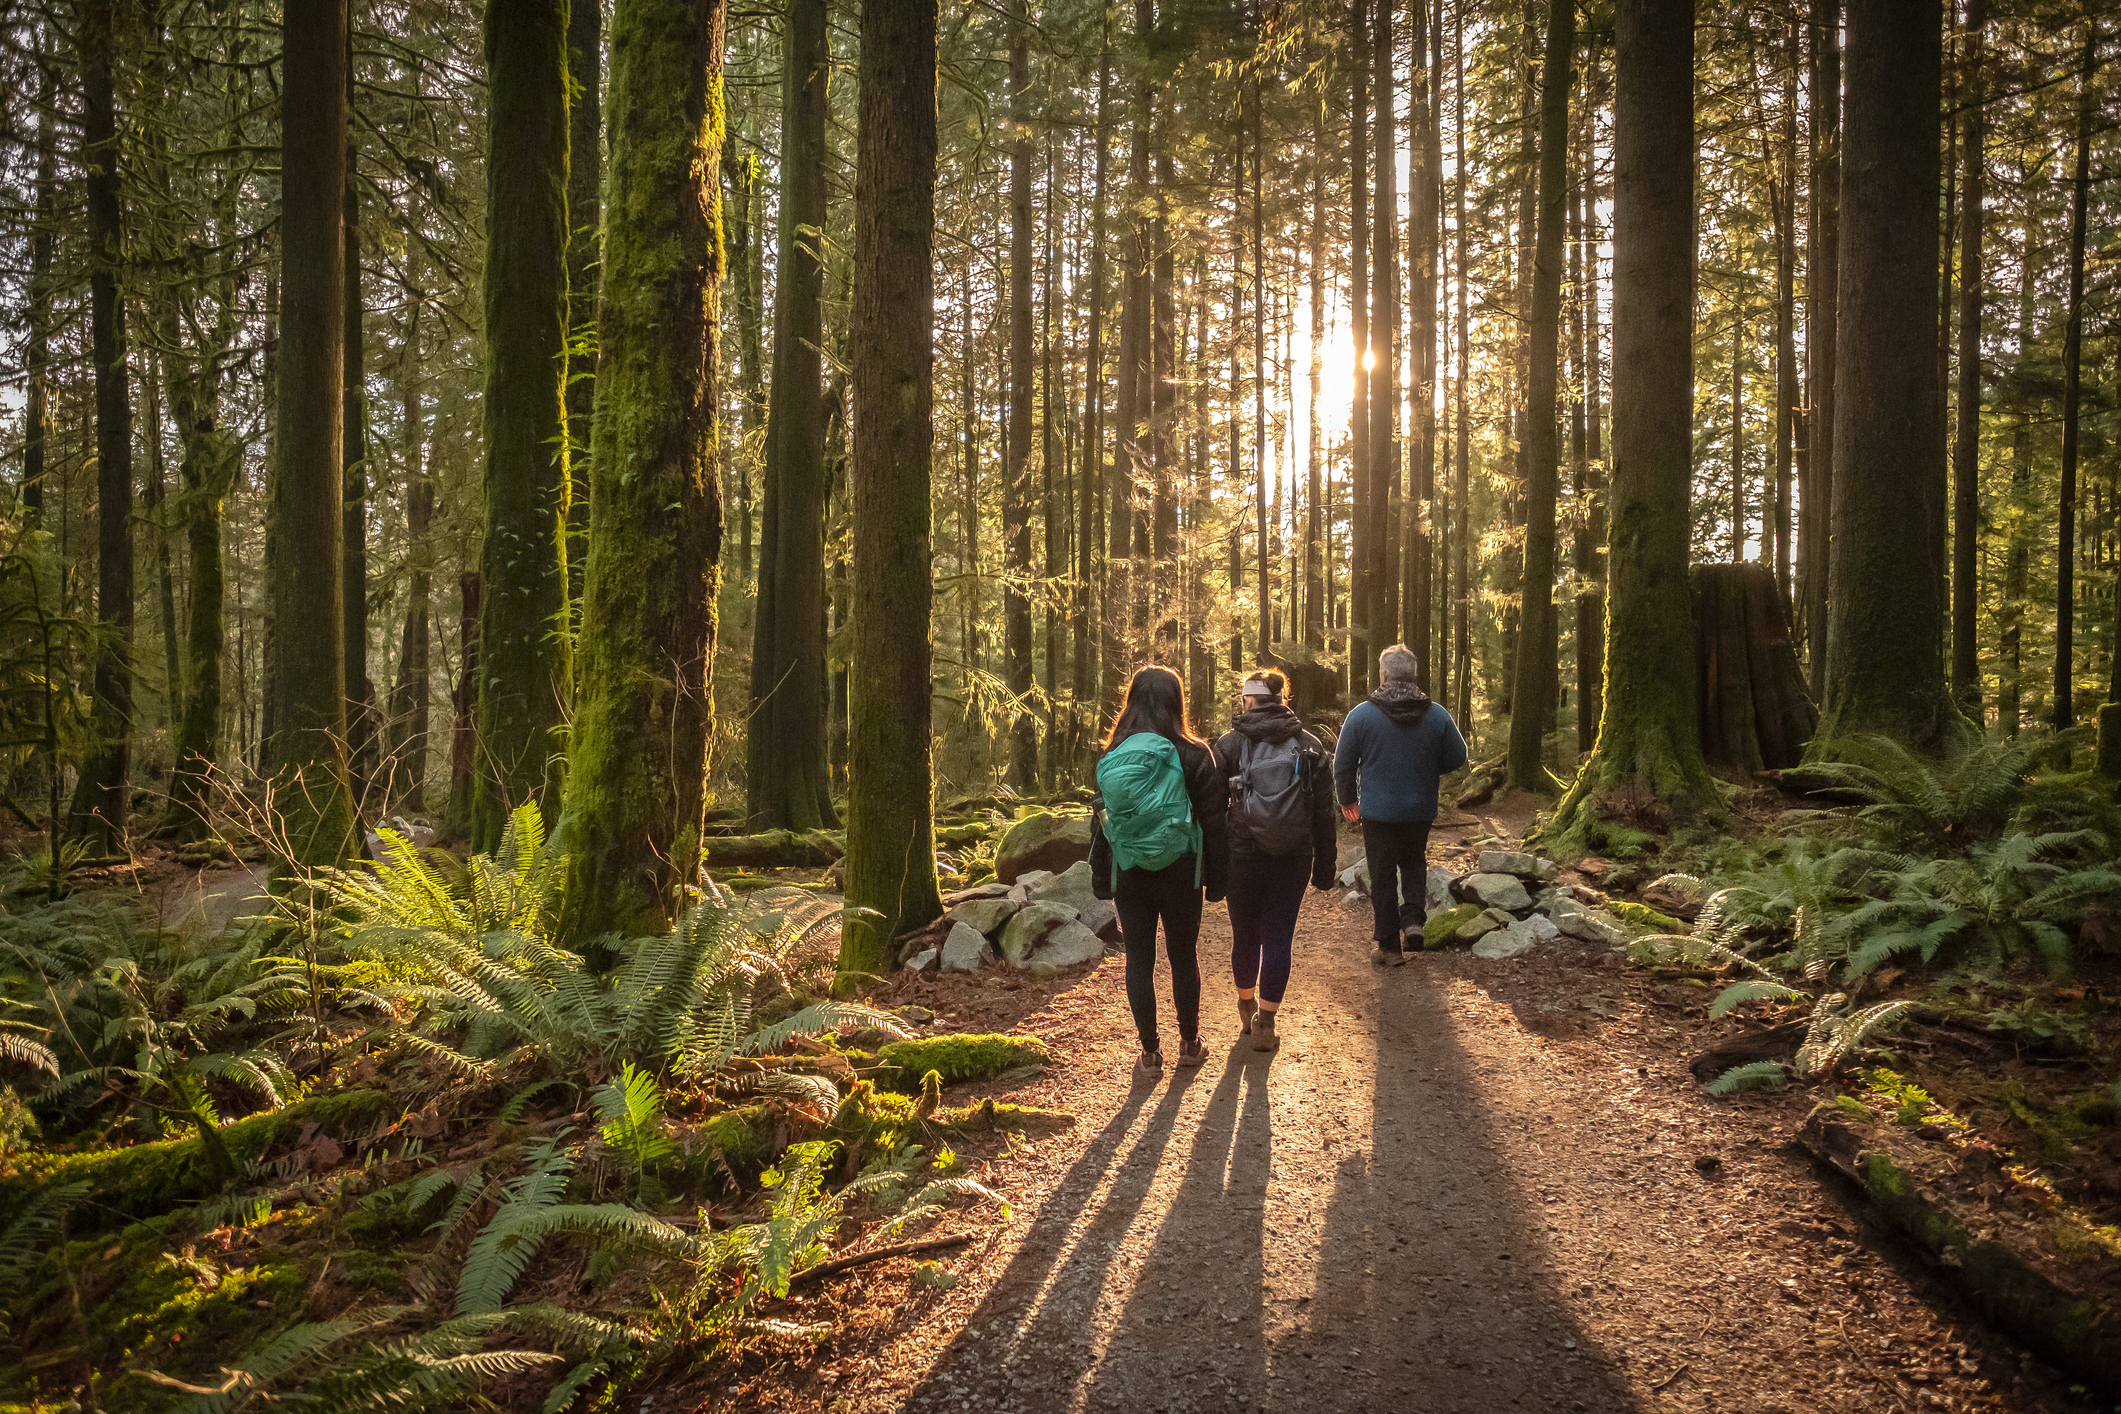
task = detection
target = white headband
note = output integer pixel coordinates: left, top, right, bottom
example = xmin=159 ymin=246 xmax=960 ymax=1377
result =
xmin=1241 ymin=677 xmax=1276 ymax=698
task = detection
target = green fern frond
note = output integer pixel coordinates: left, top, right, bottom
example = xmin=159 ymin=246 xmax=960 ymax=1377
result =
xmin=742 ymin=1002 xmax=909 ymax=1055
xmin=172 ymin=1306 xmax=419 ymax=1414
xmin=0 ymin=1030 xmax=57 ymax=1074
xmin=458 ymin=1140 xmax=575 ymax=1316
xmin=1707 ymin=1061 xmax=1789 ymax=1095
xmin=1707 ymin=980 xmax=1806 ymax=1021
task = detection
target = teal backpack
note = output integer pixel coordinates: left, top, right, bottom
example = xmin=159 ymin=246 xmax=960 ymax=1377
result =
xmin=1095 ymin=733 xmax=1202 ymax=887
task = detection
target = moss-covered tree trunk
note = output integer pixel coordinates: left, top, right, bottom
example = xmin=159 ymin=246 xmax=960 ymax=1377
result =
xmin=1801 ymin=0 xmax=1838 ymax=695
xmin=1003 ymin=8 xmax=1037 ymax=790
xmin=1075 ymin=35 xmax=1111 ymax=714
xmin=67 ymin=0 xmax=135 ymax=853
xmin=747 ymin=0 xmax=834 ymax=831
xmin=2050 ymin=29 xmax=2095 ymax=733
xmin=1545 ymin=0 xmax=1718 ymax=845
xmin=22 ymin=41 xmax=52 ymax=523
xmin=1815 ymin=0 xmax=1963 ymax=750
xmin=564 ymin=0 xmax=601 ymax=594
xmin=1949 ymin=0 xmax=1984 ymax=713
xmin=386 ymin=307 xmax=432 ymax=813
xmin=343 ymin=144 xmax=374 ymax=815
xmin=1506 ymin=0 xmax=1573 ymax=794
xmin=270 ymin=0 xmax=358 ymax=871
xmin=473 ymin=0 xmax=574 ymax=852
xmin=842 ymin=0 xmax=944 ymax=984
xmin=560 ymin=0 xmax=726 ymax=939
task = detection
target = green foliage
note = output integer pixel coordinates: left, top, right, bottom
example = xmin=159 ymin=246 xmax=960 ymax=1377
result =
xmin=1863 ymin=1068 xmax=1939 ymax=1126
xmin=1609 ymin=899 xmax=1688 ymax=934
xmin=1795 ymin=735 xmax=2036 ymax=853
xmin=874 ymin=1033 xmax=1049 ymax=1090
xmin=1707 ymin=1061 xmax=1789 ymax=1095
xmin=594 ymin=1062 xmax=671 ymax=1202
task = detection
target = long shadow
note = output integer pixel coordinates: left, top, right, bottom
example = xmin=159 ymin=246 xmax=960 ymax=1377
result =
xmin=899 ymin=1061 xmax=1203 ymax=1411
xmin=1074 ymin=1043 xmax=1273 ymax=1407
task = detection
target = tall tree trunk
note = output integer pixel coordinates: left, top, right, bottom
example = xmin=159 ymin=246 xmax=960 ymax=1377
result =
xmin=748 ymin=0 xmax=834 ymax=827
xmin=1104 ymin=0 xmax=1152 ymax=710
xmin=1570 ymin=79 xmax=1603 ymax=756
xmin=1406 ymin=0 xmax=1437 ymax=686
xmin=1773 ymin=52 xmax=1796 ymax=612
xmin=1506 ymin=0 xmax=1572 ymax=793
xmin=1152 ymin=145 xmax=1177 ymax=654
xmin=1004 ymin=9 xmax=1037 ymax=788
xmin=1548 ymin=0 xmax=1718 ymax=840
xmin=474 ymin=0 xmax=573 ymax=849
xmin=2051 ymin=27 xmax=2096 ymax=731
xmin=386 ymin=304 xmax=432 ymax=813
xmin=1252 ymin=84 xmax=1270 ymax=659
xmin=1949 ymin=0 xmax=1984 ymax=712
xmin=1998 ymin=185 xmax=2038 ymax=739
xmin=146 ymin=367 xmax=181 ymax=731
xmin=68 ymin=0 xmax=136 ymax=852
xmin=344 ymin=137 xmax=374 ymax=815
xmin=270 ymin=0 xmax=358 ymax=869
xmin=21 ymin=38 xmax=53 ymax=522
xmin=1370 ymin=0 xmax=1400 ymax=661
xmin=1453 ymin=5 xmax=1472 ymax=722
xmin=1306 ymin=141 xmax=1326 ymax=650
xmin=560 ymin=0 xmax=727 ymax=937
xmin=1802 ymin=0 xmax=1839 ymax=692
xmin=566 ymin=0 xmax=602 ymax=589
xmin=1349 ymin=0 xmax=1372 ymax=691
xmin=1819 ymin=0 xmax=1958 ymax=748
xmin=1076 ymin=34 xmax=1111 ymax=712
xmin=844 ymin=0 xmax=944 ymax=978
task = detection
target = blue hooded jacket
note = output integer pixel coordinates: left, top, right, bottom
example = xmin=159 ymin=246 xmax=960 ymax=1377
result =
xmin=1332 ymin=683 xmax=1469 ymax=823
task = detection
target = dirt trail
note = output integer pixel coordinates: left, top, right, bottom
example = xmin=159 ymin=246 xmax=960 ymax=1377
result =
xmin=822 ymin=822 xmax=2091 ymax=1414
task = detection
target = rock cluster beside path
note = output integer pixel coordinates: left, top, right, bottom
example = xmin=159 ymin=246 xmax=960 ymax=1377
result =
xmin=1338 ymin=847 xmax=1631 ymax=959
xmin=896 ymin=860 xmax=1121 ymax=977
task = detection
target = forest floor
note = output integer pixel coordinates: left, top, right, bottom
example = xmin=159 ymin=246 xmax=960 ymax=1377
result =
xmin=664 ymin=802 xmax=2105 ymax=1414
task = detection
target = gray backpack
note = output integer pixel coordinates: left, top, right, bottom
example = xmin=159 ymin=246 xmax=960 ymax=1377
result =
xmin=1231 ymin=734 xmax=1314 ymax=856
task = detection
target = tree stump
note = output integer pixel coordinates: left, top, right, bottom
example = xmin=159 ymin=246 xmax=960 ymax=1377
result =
xmin=1691 ymin=563 xmax=1817 ymax=774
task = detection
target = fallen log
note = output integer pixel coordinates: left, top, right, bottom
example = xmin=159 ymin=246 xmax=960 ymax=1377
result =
xmin=786 ymin=1233 xmax=974 ymax=1287
xmin=700 ymin=830 xmax=843 ymax=869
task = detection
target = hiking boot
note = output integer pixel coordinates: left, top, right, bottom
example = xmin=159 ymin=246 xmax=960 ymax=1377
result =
xmin=1176 ymin=1036 xmax=1207 ymax=1067
xmin=1251 ymin=1010 xmax=1280 ymax=1051
xmin=1371 ymin=945 xmax=1407 ymax=968
xmin=1133 ymin=1049 xmax=1163 ymax=1080
xmin=1237 ymin=996 xmax=1258 ymax=1035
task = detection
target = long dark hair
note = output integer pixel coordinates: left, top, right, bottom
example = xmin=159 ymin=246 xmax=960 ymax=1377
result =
xmin=1101 ymin=665 xmax=1206 ymax=751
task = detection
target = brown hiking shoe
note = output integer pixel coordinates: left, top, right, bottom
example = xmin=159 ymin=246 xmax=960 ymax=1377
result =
xmin=1371 ymin=945 xmax=1407 ymax=967
xmin=1251 ymin=1010 xmax=1280 ymax=1051
xmin=1133 ymin=1049 xmax=1163 ymax=1081
xmin=1237 ymin=997 xmax=1258 ymax=1035
xmin=1176 ymin=1036 xmax=1207 ymax=1067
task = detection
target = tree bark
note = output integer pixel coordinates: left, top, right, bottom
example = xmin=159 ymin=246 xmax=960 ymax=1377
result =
xmin=1076 ymin=35 xmax=1111 ymax=714
xmin=2051 ymin=27 xmax=2096 ymax=731
xmin=748 ymin=0 xmax=835 ymax=828
xmin=1348 ymin=0 xmax=1372 ymax=692
xmin=566 ymin=0 xmax=602 ymax=590
xmin=1818 ymin=0 xmax=1960 ymax=749
xmin=386 ymin=305 xmax=432 ymax=813
xmin=344 ymin=132 xmax=374 ymax=815
xmin=1406 ymin=0 xmax=1437 ymax=687
xmin=1773 ymin=48 xmax=1796 ymax=613
xmin=1452 ymin=5 xmax=1472 ymax=722
xmin=1506 ymin=0 xmax=1572 ymax=794
xmin=842 ymin=0 xmax=944 ymax=981
xmin=1949 ymin=0 xmax=1984 ymax=713
xmin=1547 ymin=0 xmax=1719 ymax=842
xmin=559 ymin=0 xmax=727 ymax=938
xmin=269 ymin=0 xmax=358 ymax=870
xmin=1692 ymin=562 xmax=1818 ymax=775
xmin=1998 ymin=182 xmax=2038 ymax=739
xmin=1801 ymin=0 xmax=1839 ymax=694
xmin=68 ymin=0 xmax=136 ymax=852
xmin=1370 ymin=0 xmax=1400 ymax=660
xmin=1004 ymin=8 xmax=1037 ymax=788
xmin=21 ymin=37 xmax=53 ymax=523
xmin=1306 ymin=138 xmax=1326 ymax=651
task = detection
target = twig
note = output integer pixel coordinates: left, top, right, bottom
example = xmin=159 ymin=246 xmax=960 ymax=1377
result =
xmin=1650 ymin=1361 xmax=1691 ymax=1392
xmin=787 ymin=1233 xmax=974 ymax=1288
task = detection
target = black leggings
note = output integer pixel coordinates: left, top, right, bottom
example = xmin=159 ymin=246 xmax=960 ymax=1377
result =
xmin=1227 ymin=850 xmax=1310 ymax=1004
xmin=1114 ymin=854 xmax=1203 ymax=1055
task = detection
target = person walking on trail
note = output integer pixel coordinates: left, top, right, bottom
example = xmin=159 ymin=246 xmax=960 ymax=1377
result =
xmin=1333 ymin=644 xmax=1468 ymax=966
xmin=1090 ymin=665 xmax=1230 ymax=1080
xmin=1213 ymin=669 xmax=1338 ymax=1052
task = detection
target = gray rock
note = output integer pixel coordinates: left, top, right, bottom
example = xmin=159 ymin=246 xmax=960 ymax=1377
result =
xmin=940 ymin=921 xmax=987 ymax=972
xmin=995 ymin=812 xmax=1093 ymax=883
xmin=947 ymin=896 xmax=1019 ymax=936
xmin=1478 ymin=849 xmax=1558 ymax=883
xmin=1338 ymin=854 xmax=1372 ymax=893
xmin=1473 ymin=912 xmax=1562 ymax=959
xmin=1015 ymin=869 xmax=1054 ymax=893
xmin=1458 ymin=872 xmax=1534 ymax=913
xmin=905 ymin=947 xmax=939 ymax=972
xmin=1452 ymin=910 xmax=1504 ymax=943
xmin=1029 ymin=860 xmax=1100 ymax=916
xmin=998 ymin=902 xmax=1079 ymax=966
xmin=1077 ymin=897 xmax=1119 ymax=939
xmin=1425 ymin=866 xmax=1458 ymax=920
xmin=1546 ymin=898 xmax=1630 ymax=947
xmin=1027 ymin=920 xmax=1105 ymax=970
xmin=942 ymin=881 xmax=1013 ymax=907
xmin=1341 ymin=889 xmax=1370 ymax=912
xmin=1006 ymin=882 xmax=1032 ymax=905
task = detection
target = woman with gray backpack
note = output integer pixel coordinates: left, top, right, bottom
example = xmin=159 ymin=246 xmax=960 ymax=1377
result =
xmin=1089 ymin=665 xmax=1229 ymax=1079
xmin=1212 ymin=669 xmax=1339 ymax=1051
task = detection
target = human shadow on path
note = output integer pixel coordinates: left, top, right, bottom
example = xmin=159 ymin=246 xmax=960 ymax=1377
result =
xmin=900 ymin=1061 xmax=1204 ymax=1412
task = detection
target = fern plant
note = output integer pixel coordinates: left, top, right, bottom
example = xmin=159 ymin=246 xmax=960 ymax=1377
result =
xmin=594 ymin=1062 xmax=672 ymax=1203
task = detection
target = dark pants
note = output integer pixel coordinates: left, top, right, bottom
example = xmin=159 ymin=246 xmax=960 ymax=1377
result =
xmin=1362 ymin=818 xmax=1432 ymax=950
xmin=1228 ymin=850 xmax=1310 ymax=1005
xmin=1115 ymin=854 xmax=1203 ymax=1055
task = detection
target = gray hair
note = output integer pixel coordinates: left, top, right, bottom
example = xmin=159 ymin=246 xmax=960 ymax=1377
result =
xmin=1378 ymin=644 xmax=1420 ymax=683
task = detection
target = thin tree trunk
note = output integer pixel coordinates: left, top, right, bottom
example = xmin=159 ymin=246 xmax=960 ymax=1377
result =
xmin=1407 ymin=0 xmax=1437 ymax=686
xmin=1949 ymin=0 xmax=1984 ymax=711
xmin=344 ymin=134 xmax=373 ymax=816
xmin=1453 ymin=4 xmax=1472 ymax=722
xmin=1004 ymin=8 xmax=1037 ymax=787
xmin=386 ymin=313 xmax=432 ymax=814
xmin=1550 ymin=0 xmax=1718 ymax=838
xmin=560 ymin=0 xmax=727 ymax=937
xmin=1075 ymin=33 xmax=1111 ymax=718
xmin=1506 ymin=0 xmax=1571 ymax=792
xmin=565 ymin=0 xmax=602 ymax=588
xmin=1773 ymin=52 xmax=1796 ymax=612
xmin=1349 ymin=0 xmax=1372 ymax=691
xmin=1802 ymin=0 xmax=1839 ymax=693
xmin=1820 ymin=0 xmax=1958 ymax=747
xmin=1999 ymin=182 xmax=2038 ymax=739
xmin=21 ymin=38 xmax=53 ymax=522
xmin=2052 ymin=27 xmax=2096 ymax=731
xmin=1370 ymin=0 xmax=1400 ymax=659
xmin=749 ymin=0 xmax=835 ymax=826
xmin=269 ymin=0 xmax=357 ymax=868
xmin=147 ymin=366 xmax=181 ymax=732
xmin=1253 ymin=84 xmax=1270 ymax=659
xmin=1306 ymin=140 xmax=1326 ymax=650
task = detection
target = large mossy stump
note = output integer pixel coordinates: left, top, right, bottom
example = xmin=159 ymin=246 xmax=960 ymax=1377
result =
xmin=1691 ymin=562 xmax=1817 ymax=775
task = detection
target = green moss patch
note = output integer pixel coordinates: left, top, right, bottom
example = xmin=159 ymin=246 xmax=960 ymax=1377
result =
xmin=875 ymin=1034 xmax=1050 ymax=1091
xmin=0 ymin=1090 xmax=393 ymax=1229
xmin=1422 ymin=903 xmax=1483 ymax=949
xmin=1608 ymin=900 xmax=1688 ymax=935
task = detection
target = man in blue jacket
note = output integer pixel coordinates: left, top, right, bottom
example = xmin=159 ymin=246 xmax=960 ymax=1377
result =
xmin=1333 ymin=644 xmax=1469 ymax=965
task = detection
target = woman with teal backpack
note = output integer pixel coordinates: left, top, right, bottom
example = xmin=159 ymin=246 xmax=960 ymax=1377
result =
xmin=1089 ymin=666 xmax=1229 ymax=1079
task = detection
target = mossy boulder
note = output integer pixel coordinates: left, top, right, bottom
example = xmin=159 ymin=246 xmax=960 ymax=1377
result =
xmin=0 ymin=1089 xmax=393 ymax=1229
xmin=1421 ymin=903 xmax=1485 ymax=949
xmin=1608 ymin=899 xmax=1689 ymax=934
xmin=875 ymin=1033 xmax=1050 ymax=1091
xmin=994 ymin=812 xmax=1092 ymax=884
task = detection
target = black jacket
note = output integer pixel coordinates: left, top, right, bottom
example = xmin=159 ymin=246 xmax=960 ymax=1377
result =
xmin=1213 ymin=705 xmax=1340 ymax=888
xmin=1089 ymin=733 xmax=1231 ymax=903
